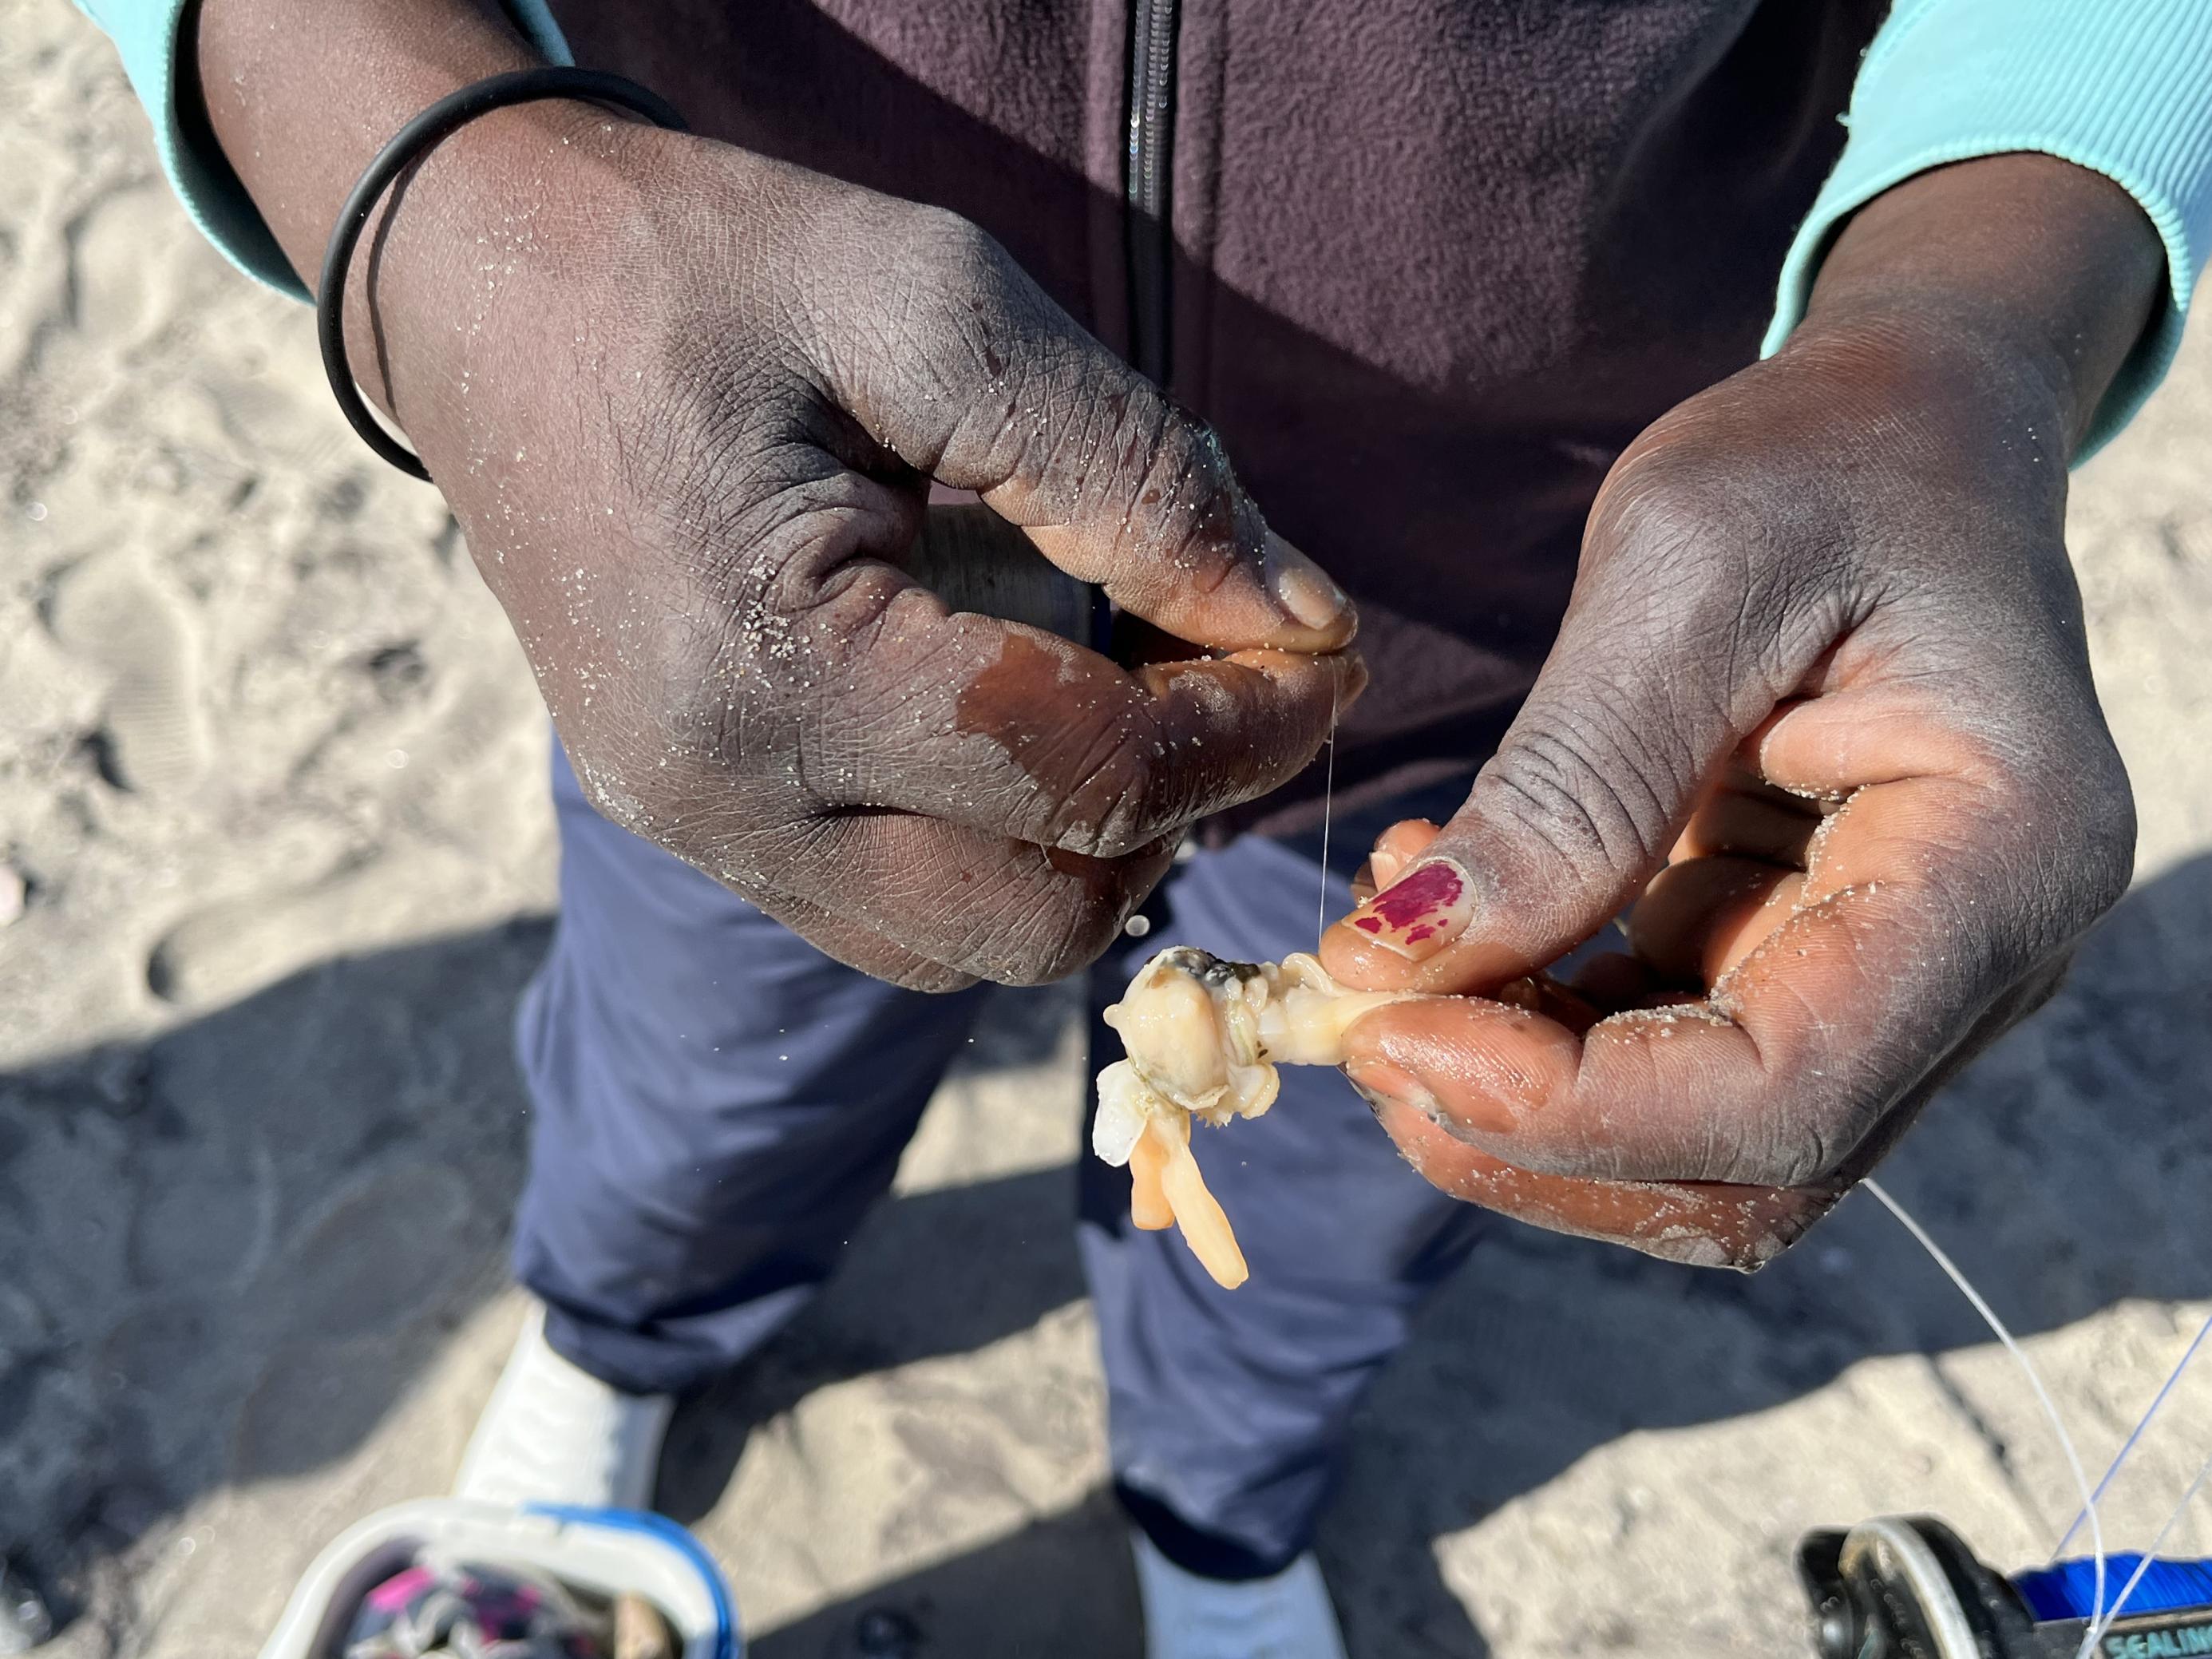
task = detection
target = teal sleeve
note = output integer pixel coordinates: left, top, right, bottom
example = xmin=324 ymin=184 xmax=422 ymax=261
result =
xmin=72 ymin=0 xmax=574 ymax=299
xmin=1763 ymin=0 xmax=2212 ymax=458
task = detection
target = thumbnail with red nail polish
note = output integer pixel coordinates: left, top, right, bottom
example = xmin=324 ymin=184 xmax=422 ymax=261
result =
xmin=1341 ymin=858 xmax=1474 ymax=960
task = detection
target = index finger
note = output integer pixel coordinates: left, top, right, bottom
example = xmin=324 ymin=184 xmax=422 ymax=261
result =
xmin=816 ymin=212 xmax=1358 ymax=654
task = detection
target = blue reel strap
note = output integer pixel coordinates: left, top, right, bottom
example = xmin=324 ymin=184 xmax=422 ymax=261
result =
xmin=2014 ymin=1556 xmax=2212 ymax=1622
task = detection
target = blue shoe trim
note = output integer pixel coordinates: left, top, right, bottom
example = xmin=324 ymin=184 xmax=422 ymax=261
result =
xmin=522 ymin=1503 xmax=739 ymax=1659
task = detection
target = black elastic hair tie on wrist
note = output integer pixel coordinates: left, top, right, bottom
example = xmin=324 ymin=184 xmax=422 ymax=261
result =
xmin=315 ymin=67 xmax=687 ymax=481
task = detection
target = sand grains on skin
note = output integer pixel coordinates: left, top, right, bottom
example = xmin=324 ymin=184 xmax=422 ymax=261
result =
xmin=3 ymin=1 xmax=2211 ymax=1651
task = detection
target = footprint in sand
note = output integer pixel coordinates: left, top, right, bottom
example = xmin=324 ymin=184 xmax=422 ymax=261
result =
xmin=43 ymin=552 xmax=209 ymax=795
xmin=69 ymin=184 xmax=188 ymax=347
xmin=145 ymin=847 xmax=485 ymax=1010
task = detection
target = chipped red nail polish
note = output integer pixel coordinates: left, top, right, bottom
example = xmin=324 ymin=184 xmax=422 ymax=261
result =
xmin=1339 ymin=858 xmax=1474 ymax=960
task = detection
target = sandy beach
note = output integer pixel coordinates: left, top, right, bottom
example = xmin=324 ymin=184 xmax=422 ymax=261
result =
xmin=2 ymin=0 xmax=2210 ymax=1653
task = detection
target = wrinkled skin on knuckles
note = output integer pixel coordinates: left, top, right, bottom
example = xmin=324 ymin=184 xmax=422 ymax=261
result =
xmin=364 ymin=124 xmax=1359 ymax=990
xmin=1320 ymin=304 xmax=2137 ymax=1270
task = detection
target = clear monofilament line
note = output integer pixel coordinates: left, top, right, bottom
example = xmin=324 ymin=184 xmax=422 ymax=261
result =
xmin=2054 ymin=1309 xmax=2212 ymax=1561
xmin=1315 ymin=683 xmax=1338 ymax=951
xmin=1861 ymin=1178 xmax=2108 ymax=1654
xmin=2091 ymin=1441 xmax=2212 ymax=1643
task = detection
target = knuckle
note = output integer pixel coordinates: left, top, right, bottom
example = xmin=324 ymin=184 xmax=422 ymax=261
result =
xmin=903 ymin=208 xmax=1035 ymax=377
xmin=892 ymin=212 xmax=1101 ymax=473
xmin=567 ymin=721 xmax=714 ymax=838
xmin=1977 ymin=728 xmax=2135 ymax=960
xmin=821 ymin=197 xmax=1013 ymax=339
xmin=994 ymin=935 xmax=1097 ymax=988
xmin=1997 ymin=952 xmax=2074 ymax=1031
xmin=1745 ymin=1050 xmax=1895 ymax=1186
xmin=1062 ymin=775 xmax=1158 ymax=860
xmin=1121 ymin=409 xmax=1256 ymax=579
xmin=974 ymin=893 xmax=1115 ymax=986
xmin=1591 ymin=448 xmax=1760 ymax=585
xmin=1679 ymin=1093 xmax=1862 ymax=1190
xmin=902 ymin=203 xmax=1011 ymax=291
xmin=573 ymin=742 xmax=748 ymax=889
xmin=1590 ymin=449 xmax=1855 ymax=691
xmin=1744 ymin=1109 xmax=1860 ymax=1188
xmin=2072 ymin=753 xmax=2138 ymax=917
xmin=1041 ymin=726 xmax=1170 ymax=857
xmin=986 ymin=841 xmax=1165 ymax=984
xmin=566 ymin=745 xmax=655 ymax=835
xmin=900 ymin=962 xmax=985 ymax=994
xmin=1481 ymin=711 xmax=1682 ymax=885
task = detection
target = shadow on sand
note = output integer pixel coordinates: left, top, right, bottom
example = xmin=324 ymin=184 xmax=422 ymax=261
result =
xmin=2 ymin=850 xmax=2205 ymax=1656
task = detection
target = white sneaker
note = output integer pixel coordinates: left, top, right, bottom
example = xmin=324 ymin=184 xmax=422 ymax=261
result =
xmin=1133 ymin=1530 xmax=1350 ymax=1659
xmin=453 ymin=1302 xmax=675 ymax=1511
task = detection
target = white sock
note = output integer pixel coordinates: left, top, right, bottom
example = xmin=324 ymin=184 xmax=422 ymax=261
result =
xmin=453 ymin=1302 xmax=674 ymax=1511
xmin=1133 ymin=1530 xmax=1349 ymax=1659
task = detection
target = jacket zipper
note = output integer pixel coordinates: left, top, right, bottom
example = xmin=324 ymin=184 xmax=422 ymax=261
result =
xmin=1125 ymin=0 xmax=1179 ymax=384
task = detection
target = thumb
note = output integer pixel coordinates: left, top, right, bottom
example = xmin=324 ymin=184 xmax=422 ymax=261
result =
xmin=824 ymin=208 xmax=1355 ymax=653
xmin=1320 ymin=466 xmax=1802 ymax=992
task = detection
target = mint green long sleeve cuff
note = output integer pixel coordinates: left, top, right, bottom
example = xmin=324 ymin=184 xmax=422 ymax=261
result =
xmin=71 ymin=0 xmax=573 ymax=298
xmin=1764 ymin=0 xmax=2212 ymax=459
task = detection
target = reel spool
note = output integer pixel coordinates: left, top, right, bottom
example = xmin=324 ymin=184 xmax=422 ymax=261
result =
xmin=1798 ymin=1516 xmax=2212 ymax=1659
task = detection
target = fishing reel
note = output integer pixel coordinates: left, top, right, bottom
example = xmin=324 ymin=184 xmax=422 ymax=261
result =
xmin=1798 ymin=1517 xmax=2212 ymax=1659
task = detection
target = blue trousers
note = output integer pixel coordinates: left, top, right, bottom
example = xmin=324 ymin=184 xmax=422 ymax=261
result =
xmin=514 ymin=745 xmax=1487 ymax=1578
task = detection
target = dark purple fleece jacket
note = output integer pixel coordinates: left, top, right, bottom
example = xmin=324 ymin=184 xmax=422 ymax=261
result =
xmin=554 ymin=0 xmax=1886 ymax=833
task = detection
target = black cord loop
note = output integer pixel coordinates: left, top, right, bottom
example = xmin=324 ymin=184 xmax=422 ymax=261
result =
xmin=315 ymin=67 xmax=687 ymax=481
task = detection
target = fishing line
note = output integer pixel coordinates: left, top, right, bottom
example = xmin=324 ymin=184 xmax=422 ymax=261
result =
xmin=1316 ymin=679 xmax=1339 ymax=950
xmin=1288 ymin=682 xmax=2177 ymax=1638
xmin=2053 ymin=1308 xmax=2212 ymax=1561
xmin=1860 ymin=1178 xmax=2110 ymax=1649
xmin=2092 ymin=1443 xmax=2212 ymax=1640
